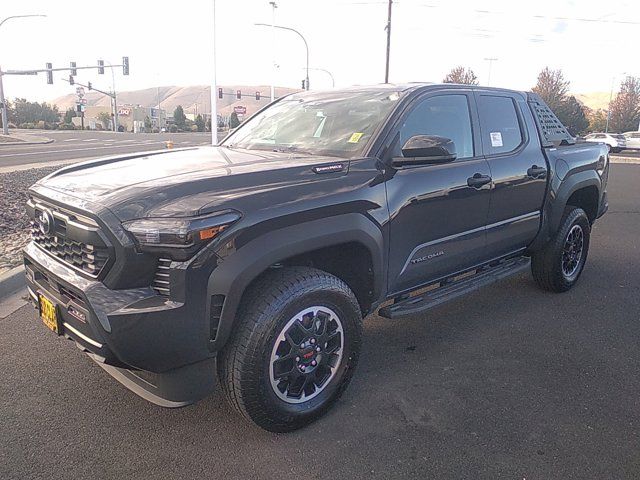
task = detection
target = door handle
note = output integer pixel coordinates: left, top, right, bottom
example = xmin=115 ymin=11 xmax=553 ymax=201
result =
xmin=527 ymin=165 xmax=547 ymax=178
xmin=467 ymin=173 xmax=492 ymax=189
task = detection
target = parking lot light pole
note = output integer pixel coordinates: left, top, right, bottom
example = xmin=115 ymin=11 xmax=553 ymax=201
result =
xmin=0 ymin=14 xmax=47 ymax=135
xmin=255 ymin=23 xmax=309 ymax=91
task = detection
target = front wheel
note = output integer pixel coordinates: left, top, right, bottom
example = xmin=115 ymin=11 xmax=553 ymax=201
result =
xmin=531 ymin=206 xmax=591 ymax=292
xmin=217 ymin=267 xmax=362 ymax=432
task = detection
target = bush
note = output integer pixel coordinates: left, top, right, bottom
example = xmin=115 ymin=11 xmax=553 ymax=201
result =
xmin=59 ymin=123 xmax=75 ymax=130
xmin=19 ymin=122 xmax=36 ymax=129
xmin=169 ymin=125 xmax=178 ymax=133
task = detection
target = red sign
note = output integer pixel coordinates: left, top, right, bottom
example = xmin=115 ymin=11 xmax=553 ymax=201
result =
xmin=234 ymin=106 xmax=247 ymax=115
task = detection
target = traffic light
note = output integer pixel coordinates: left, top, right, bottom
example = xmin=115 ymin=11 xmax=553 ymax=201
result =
xmin=122 ymin=56 xmax=129 ymax=75
xmin=236 ymin=90 xmax=241 ymax=99
xmin=46 ymin=63 xmax=53 ymax=84
xmin=301 ymin=79 xmax=306 ymax=89
xmin=76 ymin=104 xmax=82 ymax=113
xmin=70 ymin=61 xmax=77 ymax=76
xmin=218 ymin=88 xmax=223 ymax=99
xmin=97 ymin=59 xmax=104 ymax=74
xmin=255 ymin=91 xmax=260 ymax=100
xmin=69 ymin=75 xmax=74 ymax=85
xmin=87 ymin=81 xmax=92 ymax=91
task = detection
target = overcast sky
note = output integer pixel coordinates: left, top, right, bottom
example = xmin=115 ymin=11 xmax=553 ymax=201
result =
xmin=2 ymin=0 xmax=638 ymax=103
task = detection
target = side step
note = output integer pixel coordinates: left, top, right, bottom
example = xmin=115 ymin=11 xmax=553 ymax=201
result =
xmin=378 ymin=256 xmax=531 ymax=319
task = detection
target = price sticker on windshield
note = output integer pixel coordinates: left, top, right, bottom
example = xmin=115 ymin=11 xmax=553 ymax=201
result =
xmin=348 ymin=132 xmax=364 ymax=143
xmin=490 ymin=132 xmax=503 ymax=147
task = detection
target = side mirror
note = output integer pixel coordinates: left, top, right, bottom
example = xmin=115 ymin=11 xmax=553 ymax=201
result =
xmin=394 ymin=135 xmax=457 ymax=166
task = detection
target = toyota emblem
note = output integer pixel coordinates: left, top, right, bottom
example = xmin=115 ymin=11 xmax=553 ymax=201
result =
xmin=37 ymin=209 xmax=54 ymax=235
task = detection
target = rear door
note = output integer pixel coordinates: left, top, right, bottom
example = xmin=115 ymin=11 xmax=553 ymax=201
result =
xmin=385 ymin=91 xmax=492 ymax=295
xmin=474 ymin=91 xmax=548 ymax=259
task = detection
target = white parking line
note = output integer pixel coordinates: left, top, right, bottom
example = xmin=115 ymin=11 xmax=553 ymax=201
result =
xmin=62 ymin=138 xmax=79 ymax=142
xmin=82 ymin=138 xmax=98 ymax=142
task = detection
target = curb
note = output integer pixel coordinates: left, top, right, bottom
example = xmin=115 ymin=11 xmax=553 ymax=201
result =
xmin=610 ymin=156 xmax=640 ymax=164
xmin=0 ymin=265 xmax=26 ymax=301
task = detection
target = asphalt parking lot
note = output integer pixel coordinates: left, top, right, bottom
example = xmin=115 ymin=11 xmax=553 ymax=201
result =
xmin=1 ymin=164 xmax=639 ymax=480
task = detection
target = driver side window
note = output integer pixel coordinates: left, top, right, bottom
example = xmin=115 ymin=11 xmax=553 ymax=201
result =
xmin=397 ymin=95 xmax=474 ymax=159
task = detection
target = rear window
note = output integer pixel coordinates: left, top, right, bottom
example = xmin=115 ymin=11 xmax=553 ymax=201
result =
xmin=611 ymin=134 xmax=626 ymax=140
xmin=477 ymin=95 xmax=523 ymax=154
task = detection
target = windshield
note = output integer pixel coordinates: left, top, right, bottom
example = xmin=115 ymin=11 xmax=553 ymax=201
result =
xmin=222 ymin=90 xmax=402 ymax=157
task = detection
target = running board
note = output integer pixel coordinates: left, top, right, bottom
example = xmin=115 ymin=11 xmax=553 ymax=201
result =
xmin=379 ymin=256 xmax=531 ymax=319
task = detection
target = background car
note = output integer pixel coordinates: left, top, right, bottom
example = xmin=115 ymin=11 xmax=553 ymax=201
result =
xmin=623 ymin=131 xmax=640 ymax=150
xmin=584 ymin=133 xmax=627 ymax=153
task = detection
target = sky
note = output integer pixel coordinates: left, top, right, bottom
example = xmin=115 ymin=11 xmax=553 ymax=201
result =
xmin=1 ymin=0 xmax=639 ymax=104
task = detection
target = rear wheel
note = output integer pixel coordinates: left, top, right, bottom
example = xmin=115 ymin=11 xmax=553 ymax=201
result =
xmin=531 ymin=206 xmax=591 ymax=292
xmin=217 ymin=267 xmax=362 ymax=432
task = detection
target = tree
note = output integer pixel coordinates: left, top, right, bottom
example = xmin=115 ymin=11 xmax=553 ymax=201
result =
xmin=97 ymin=111 xmax=112 ymax=130
xmin=532 ymin=67 xmax=589 ymax=135
xmin=532 ymin=67 xmax=569 ymax=114
xmin=206 ymin=116 xmax=212 ymax=132
xmin=144 ymin=116 xmax=152 ymax=131
xmin=557 ymin=96 xmax=589 ymax=136
xmin=173 ymin=105 xmax=186 ymax=130
xmin=443 ymin=66 xmax=478 ymax=85
xmin=608 ymin=76 xmax=640 ymax=133
xmin=8 ymin=98 xmax=60 ymax=126
xmin=229 ymin=111 xmax=241 ymax=129
xmin=63 ymin=108 xmax=77 ymax=124
xmin=586 ymin=108 xmax=607 ymax=133
xmin=195 ymin=114 xmax=205 ymax=132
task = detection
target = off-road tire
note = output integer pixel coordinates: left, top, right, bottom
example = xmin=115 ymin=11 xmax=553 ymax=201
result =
xmin=217 ymin=266 xmax=362 ymax=432
xmin=531 ymin=206 xmax=591 ymax=292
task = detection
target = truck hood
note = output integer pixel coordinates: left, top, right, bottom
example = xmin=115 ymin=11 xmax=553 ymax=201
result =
xmin=38 ymin=146 xmax=347 ymax=221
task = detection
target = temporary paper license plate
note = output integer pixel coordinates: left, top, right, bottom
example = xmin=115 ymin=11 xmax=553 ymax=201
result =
xmin=39 ymin=294 xmax=61 ymax=335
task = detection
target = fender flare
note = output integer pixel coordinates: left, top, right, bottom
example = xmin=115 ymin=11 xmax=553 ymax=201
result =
xmin=206 ymin=213 xmax=385 ymax=350
xmin=531 ymin=170 xmax=601 ymax=251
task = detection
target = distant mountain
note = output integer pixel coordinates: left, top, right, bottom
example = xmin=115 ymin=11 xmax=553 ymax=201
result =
xmin=51 ymin=85 xmax=299 ymax=117
xmin=572 ymin=92 xmax=611 ymax=111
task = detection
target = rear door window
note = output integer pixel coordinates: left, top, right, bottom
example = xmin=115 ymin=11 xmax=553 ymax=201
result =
xmin=477 ymin=95 xmax=523 ymax=155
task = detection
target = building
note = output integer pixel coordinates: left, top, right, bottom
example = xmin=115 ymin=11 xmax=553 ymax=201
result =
xmin=72 ymin=105 xmax=167 ymax=132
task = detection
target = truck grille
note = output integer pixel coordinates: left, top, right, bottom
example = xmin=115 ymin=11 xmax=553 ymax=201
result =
xmin=152 ymin=258 xmax=171 ymax=296
xmin=28 ymin=198 xmax=112 ymax=278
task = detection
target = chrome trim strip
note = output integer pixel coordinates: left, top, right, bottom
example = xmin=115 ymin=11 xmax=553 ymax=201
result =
xmin=400 ymin=211 xmax=540 ymax=275
xmin=63 ymin=322 xmax=103 ymax=348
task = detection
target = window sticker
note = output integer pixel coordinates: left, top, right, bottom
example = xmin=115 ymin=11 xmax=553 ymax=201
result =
xmin=348 ymin=132 xmax=364 ymax=143
xmin=490 ymin=132 xmax=503 ymax=147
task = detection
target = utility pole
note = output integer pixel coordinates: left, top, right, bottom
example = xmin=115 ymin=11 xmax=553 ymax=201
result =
xmin=270 ymin=1 xmax=277 ymax=102
xmin=484 ymin=57 xmax=498 ymax=86
xmin=384 ymin=0 xmax=392 ymax=83
xmin=211 ymin=0 xmax=218 ymax=145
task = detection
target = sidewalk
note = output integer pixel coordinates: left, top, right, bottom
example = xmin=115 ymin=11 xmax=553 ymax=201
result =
xmin=0 ymin=132 xmax=53 ymax=145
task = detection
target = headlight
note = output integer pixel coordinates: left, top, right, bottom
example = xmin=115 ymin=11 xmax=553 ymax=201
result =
xmin=122 ymin=210 xmax=240 ymax=259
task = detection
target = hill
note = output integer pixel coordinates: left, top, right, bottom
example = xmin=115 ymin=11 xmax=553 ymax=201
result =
xmin=51 ymin=85 xmax=300 ymax=117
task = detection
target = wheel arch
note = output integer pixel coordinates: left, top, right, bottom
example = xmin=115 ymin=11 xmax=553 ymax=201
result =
xmin=206 ymin=213 xmax=385 ymax=351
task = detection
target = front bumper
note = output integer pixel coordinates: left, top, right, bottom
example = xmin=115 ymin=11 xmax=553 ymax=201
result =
xmin=24 ymin=242 xmax=217 ymax=406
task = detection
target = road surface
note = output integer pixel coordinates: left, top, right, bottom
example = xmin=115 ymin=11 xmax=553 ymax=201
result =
xmin=0 ymin=130 xmax=225 ymax=168
xmin=1 ymin=164 xmax=639 ymax=479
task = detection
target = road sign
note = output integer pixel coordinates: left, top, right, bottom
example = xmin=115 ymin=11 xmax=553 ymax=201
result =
xmin=77 ymin=98 xmax=87 ymax=105
xmin=76 ymin=87 xmax=85 ymax=97
xmin=234 ymin=106 xmax=247 ymax=115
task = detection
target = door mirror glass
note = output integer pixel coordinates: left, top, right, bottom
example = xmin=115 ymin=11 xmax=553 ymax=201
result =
xmin=396 ymin=135 xmax=457 ymax=164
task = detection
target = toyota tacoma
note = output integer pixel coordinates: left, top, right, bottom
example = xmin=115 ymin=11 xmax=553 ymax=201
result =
xmin=24 ymin=84 xmax=609 ymax=432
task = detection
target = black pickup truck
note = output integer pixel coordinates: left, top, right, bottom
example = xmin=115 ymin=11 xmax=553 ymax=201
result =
xmin=24 ymin=84 xmax=609 ymax=432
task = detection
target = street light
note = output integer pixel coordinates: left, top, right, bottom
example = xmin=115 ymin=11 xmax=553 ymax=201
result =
xmin=255 ymin=23 xmax=309 ymax=91
xmin=305 ymin=67 xmax=335 ymax=88
xmin=0 ymin=14 xmax=47 ymax=135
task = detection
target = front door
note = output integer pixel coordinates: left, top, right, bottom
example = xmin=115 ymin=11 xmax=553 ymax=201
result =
xmin=385 ymin=92 xmax=492 ymax=295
